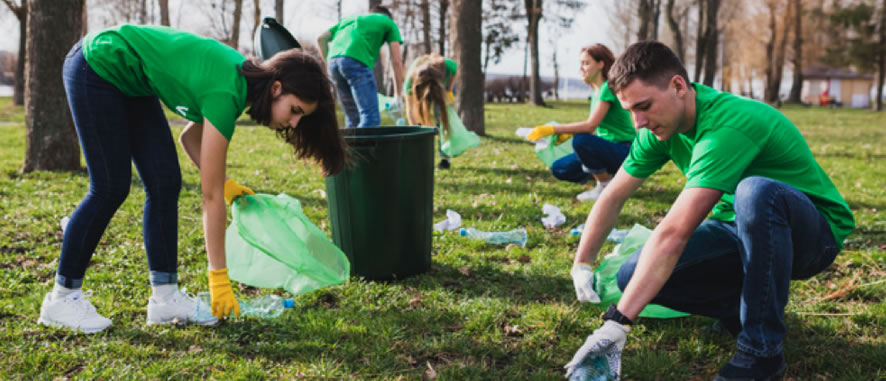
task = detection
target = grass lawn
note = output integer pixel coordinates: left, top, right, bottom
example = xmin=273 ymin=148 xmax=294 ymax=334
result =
xmin=0 ymin=97 xmax=883 ymax=379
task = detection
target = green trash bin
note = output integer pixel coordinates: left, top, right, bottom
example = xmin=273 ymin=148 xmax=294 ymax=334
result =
xmin=325 ymin=126 xmax=437 ymax=280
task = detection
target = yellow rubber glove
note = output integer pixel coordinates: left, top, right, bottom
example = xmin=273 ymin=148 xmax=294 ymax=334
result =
xmin=555 ymin=133 xmax=574 ymax=145
xmin=447 ymin=90 xmax=456 ymax=104
xmin=527 ymin=125 xmax=555 ymax=142
xmin=224 ymin=178 xmax=255 ymax=205
xmin=208 ymin=268 xmax=240 ymax=318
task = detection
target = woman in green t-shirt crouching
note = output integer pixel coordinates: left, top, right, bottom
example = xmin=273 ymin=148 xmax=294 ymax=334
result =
xmin=403 ymin=54 xmax=458 ymax=169
xmin=528 ymin=44 xmax=635 ymax=202
xmin=38 ymin=24 xmax=346 ymax=334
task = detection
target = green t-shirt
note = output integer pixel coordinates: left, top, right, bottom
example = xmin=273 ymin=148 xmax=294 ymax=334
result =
xmin=622 ymin=84 xmax=854 ymax=248
xmin=403 ymin=58 xmax=457 ymax=95
xmin=83 ymin=24 xmax=247 ymax=141
xmin=591 ymin=81 xmax=635 ymax=143
xmin=327 ymin=13 xmax=403 ymax=69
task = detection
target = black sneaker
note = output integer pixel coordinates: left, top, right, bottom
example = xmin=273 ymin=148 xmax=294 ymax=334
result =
xmin=437 ymin=159 xmax=451 ymax=170
xmin=713 ymin=351 xmax=786 ymax=381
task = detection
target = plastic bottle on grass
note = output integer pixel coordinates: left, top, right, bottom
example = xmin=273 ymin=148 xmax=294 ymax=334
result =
xmin=570 ymin=225 xmax=630 ymax=243
xmin=196 ymin=292 xmax=294 ymax=320
xmin=568 ymin=353 xmax=613 ymax=381
xmin=459 ymin=227 xmax=527 ymax=246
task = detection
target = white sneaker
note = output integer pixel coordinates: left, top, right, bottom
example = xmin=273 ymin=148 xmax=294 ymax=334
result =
xmin=576 ymin=183 xmax=607 ymax=201
xmin=147 ymin=289 xmax=218 ymax=326
xmin=38 ymin=290 xmax=112 ymax=334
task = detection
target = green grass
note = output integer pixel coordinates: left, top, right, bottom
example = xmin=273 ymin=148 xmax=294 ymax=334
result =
xmin=1 ymin=97 xmax=884 ymax=379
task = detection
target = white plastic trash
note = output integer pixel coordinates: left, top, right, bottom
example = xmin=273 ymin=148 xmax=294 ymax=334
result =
xmin=433 ymin=209 xmax=462 ymax=232
xmin=540 ymin=203 xmax=566 ymax=228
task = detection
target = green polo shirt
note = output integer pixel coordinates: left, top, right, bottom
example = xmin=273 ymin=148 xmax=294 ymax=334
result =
xmin=622 ymin=83 xmax=854 ymax=248
xmin=83 ymin=24 xmax=247 ymax=141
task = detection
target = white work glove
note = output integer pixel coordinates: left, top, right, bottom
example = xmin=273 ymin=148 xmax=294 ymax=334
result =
xmin=564 ymin=320 xmax=631 ymax=379
xmin=570 ymin=263 xmax=601 ymax=303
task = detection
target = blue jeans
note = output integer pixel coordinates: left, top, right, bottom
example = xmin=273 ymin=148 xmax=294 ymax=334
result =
xmin=551 ymin=134 xmax=630 ymax=183
xmin=328 ymin=56 xmax=380 ymax=128
xmin=58 ymin=41 xmax=181 ymax=288
xmin=616 ymin=177 xmax=840 ymax=357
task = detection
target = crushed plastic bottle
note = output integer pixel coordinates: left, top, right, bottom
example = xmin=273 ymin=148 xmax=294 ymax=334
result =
xmin=568 ymin=353 xmax=613 ymax=381
xmin=570 ymin=225 xmax=631 ymax=243
xmin=459 ymin=227 xmax=527 ymax=246
xmin=196 ymin=292 xmax=294 ymax=320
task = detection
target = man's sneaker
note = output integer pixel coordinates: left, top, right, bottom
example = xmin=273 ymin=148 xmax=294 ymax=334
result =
xmin=147 ymin=289 xmax=218 ymax=326
xmin=37 ymin=290 xmax=112 ymax=334
xmin=713 ymin=351 xmax=786 ymax=381
xmin=576 ymin=183 xmax=606 ymax=201
xmin=438 ymin=158 xmax=451 ymax=170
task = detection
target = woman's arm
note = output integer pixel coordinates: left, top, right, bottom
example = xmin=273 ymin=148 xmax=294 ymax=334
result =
xmin=179 ymin=121 xmax=204 ymax=169
xmin=198 ymin=118 xmax=229 ymax=270
xmin=552 ymin=101 xmax=611 ymax=134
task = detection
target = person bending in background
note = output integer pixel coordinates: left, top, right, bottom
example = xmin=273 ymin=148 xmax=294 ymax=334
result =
xmin=317 ymin=5 xmax=405 ymax=128
xmin=403 ymin=53 xmax=458 ymax=169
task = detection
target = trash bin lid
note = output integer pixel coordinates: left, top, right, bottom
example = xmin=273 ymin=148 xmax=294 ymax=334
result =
xmin=254 ymin=17 xmax=301 ymax=60
xmin=341 ymin=126 xmax=437 ymax=143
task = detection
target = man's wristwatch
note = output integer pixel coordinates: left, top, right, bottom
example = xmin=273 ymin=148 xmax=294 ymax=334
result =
xmin=603 ymin=304 xmax=634 ymax=327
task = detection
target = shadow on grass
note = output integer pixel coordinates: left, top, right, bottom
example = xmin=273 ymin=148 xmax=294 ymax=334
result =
xmin=481 ymin=134 xmax=534 ymax=146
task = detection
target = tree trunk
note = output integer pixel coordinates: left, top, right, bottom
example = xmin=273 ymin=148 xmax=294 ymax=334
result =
xmin=5 ymin=0 xmax=28 ymax=106
xmin=230 ymin=0 xmax=243 ymax=50
xmin=421 ymin=0 xmax=432 ymax=54
xmin=875 ymin=0 xmax=885 ymax=111
xmin=81 ymin=0 xmax=88 ymax=36
xmin=552 ymin=47 xmax=559 ymax=100
xmin=767 ymin=0 xmax=792 ymax=104
xmin=14 ymin=3 xmax=27 ymax=106
xmin=637 ymin=0 xmax=661 ymax=41
xmin=525 ymin=0 xmax=544 ymax=106
xmin=369 ymin=0 xmax=381 ymax=9
xmin=159 ymin=0 xmax=170 ymax=26
xmin=23 ymin=0 xmax=83 ymax=172
xmin=787 ymin=0 xmax=803 ymax=103
xmin=694 ymin=0 xmax=705 ymax=82
xmin=638 ymin=0 xmax=653 ymax=40
xmin=652 ymin=0 xmax=661 ymax=40
xmin=449 ymin=0 xmax=484 ymax=135
xmin=139 ymin=0 xmax=147 ymax=24
xmin=764 ymin=1 xmax=777 ymax=103
xmin=438 ymin=0 xmax=448 ymax=55
xmin=702 ymin=0 xmax=720 ymax=87
xmin=666 ymin=0 xmax=685 ymax=62
xmin=275 ymin=0 xmax=284 ymax=23
xmin=252 ymin=0 xmax=261 ymax=43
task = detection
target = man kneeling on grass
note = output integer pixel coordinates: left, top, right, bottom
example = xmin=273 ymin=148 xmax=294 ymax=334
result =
xmin=565 ymin=41 xmax=855 ymax=380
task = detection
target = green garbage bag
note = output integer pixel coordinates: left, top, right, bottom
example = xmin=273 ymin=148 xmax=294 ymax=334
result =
xmin=593 ymin=224 xmax=689 ymax=319
xmin=226 ymin=193 xmax=350 ymax=295
xmin=534 ymin=121 xmax=575 ymax=167
xmin=440 ymin=105 xmax=481 ymax=157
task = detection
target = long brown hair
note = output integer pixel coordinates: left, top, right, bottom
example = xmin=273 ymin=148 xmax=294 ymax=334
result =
xmin=581 ymin=44 xmax=616 ymax=81
xmin=239 ymin=49 xmax=348 ymax=176
xmin=405 ymin=54 xmax=450 ymax=134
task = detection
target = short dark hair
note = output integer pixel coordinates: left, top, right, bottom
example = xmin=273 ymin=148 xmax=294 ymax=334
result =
xmin=608 ymin=40 xmax=690 ymax=93
xmin=581 ymin=44 xmax=616 ymax=81
xmin=238 ymin=50 xmax=348 ymax=176
xmin=370 ymin=5 xmax=393 ymax=19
